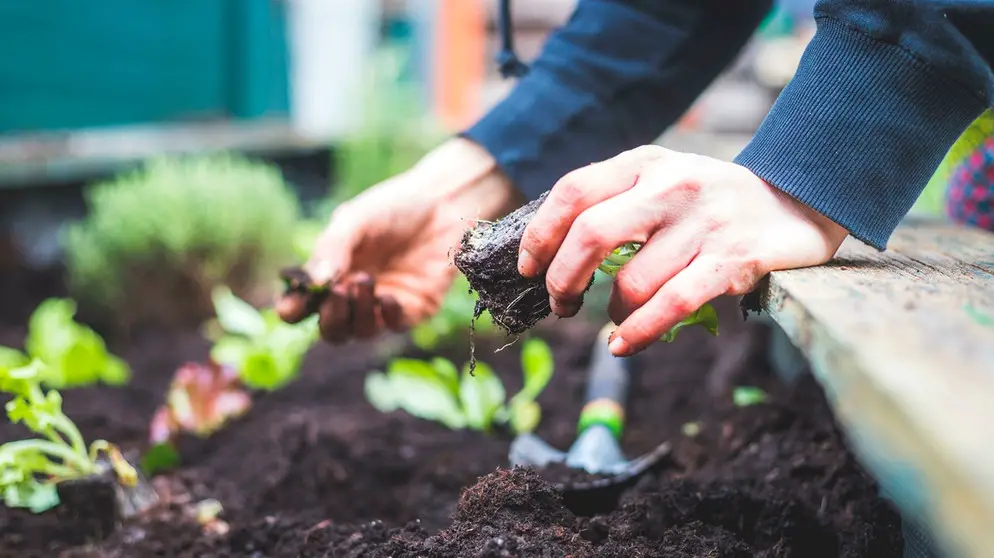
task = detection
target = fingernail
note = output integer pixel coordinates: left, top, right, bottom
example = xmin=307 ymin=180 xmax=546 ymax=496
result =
xmin=311 ymin=260 xmax=334 ymax=282
xmin=608 ymin=335 xmax=631 ymax=356
xmin=518 ymin=250 xmax=538 ymax=278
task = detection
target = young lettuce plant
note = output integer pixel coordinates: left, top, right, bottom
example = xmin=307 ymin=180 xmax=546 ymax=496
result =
xmin=364 ymin=337 xmax=554 ymax=434
xmin=0 ymin=359 xmax=139 ymax=513
xmin=0 ymin=298 xmax=130 ymax=388
xmin=145 ymin=287 xmax=320 ymax=473
xmin=598 ymin=242 xmax=719 ymax=342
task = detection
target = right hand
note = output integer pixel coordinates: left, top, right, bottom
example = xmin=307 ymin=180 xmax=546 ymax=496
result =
xmin=275 ymin=138 xmax=522 ymax=344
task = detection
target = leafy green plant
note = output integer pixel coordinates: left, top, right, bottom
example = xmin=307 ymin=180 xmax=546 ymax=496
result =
xmin=0 ymin=359 xmax=138 ymax=513
xmin=145 ymin=287 xmax=321 ymax=468
xmin=598 ymin=242 xmax=720 ymax=341
xmin=207 ymin=286 xmax=320 ymax=391
xmin=364 ymin=337 xmax=554 ymax=434
xmin=410 ymin=276 xmax=499 ymax=351
xmin=62 ymin=153 xmax=302 ymax=327
xmin=0 ymin=298 xmax=130 ymax=389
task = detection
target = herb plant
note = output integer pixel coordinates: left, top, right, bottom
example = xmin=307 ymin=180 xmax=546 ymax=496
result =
xmin=0 ymin=298 xmax=130 ymax=389
xmin=0 ymin=359 xmax=138 ymax=513
xmin=62 ymin=153 xmax=302 ymax=328
xmin=364 ymin=337 xmax=554 ymax=434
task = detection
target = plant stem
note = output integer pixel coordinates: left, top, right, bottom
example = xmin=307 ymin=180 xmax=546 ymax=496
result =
xmin=0 ymin=439 xmax=93 ymax=476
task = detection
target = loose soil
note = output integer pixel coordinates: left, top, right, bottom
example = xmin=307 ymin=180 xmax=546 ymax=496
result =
xmin=0 ymin=265 xmax=904 ymax=557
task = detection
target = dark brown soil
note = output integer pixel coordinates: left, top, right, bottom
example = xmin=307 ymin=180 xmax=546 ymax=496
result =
xmin=0 ymin=265 xmax=903 ymax=557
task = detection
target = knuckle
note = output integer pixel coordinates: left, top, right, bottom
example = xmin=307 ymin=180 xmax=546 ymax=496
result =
xmin=726 ymin=258 xmax=764 ymax=295
xmin=616 ymin=267 xmax=655 ymax=304
xmin=551 ymin=174 xmax=589 ymax=210
xmin=666 ymin=291 xmax=696 ymax=317
xmin=569 ymin=214 xmax=608 ymax=252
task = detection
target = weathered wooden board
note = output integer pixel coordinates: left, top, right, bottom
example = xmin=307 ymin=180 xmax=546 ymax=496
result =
xmin=757 ymin=217 xmax=994 ymax=558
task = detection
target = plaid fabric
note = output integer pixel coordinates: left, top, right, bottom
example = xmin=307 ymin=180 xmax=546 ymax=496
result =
xmin=946 ymin=136 xmax=994 ymax=231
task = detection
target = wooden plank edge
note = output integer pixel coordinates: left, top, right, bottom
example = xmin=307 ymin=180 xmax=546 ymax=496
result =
xmin=759 ymin=275 xmax=994 ymax=558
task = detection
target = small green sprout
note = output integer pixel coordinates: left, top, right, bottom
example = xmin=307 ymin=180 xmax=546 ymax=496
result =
xmin=597 ymin=243 xmax=720 ymax=342
xmin=0 ymin=359 xmax=138 ymax=513
xmin=207 ymin=286 xmax=320 ymax=391
xmin=732 ymin=386 xmax=769 ymax=407
xmin=364 ymin=337 xmax=555 ymax=434
xmin=0 ymin=298 xmax=130 ymax=389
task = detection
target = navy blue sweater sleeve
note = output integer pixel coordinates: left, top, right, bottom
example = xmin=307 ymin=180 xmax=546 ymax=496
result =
xmin=735 ymin=0 xmax=994 ymax=249
xmin=462 ymin=0 xmax=773 ymax=203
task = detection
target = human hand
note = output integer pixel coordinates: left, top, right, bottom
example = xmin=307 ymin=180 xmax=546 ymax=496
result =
xmin=276 ymin=138 xmax=522 ymax=343
xmin=516 ymin=145 xmax=848 ymax=357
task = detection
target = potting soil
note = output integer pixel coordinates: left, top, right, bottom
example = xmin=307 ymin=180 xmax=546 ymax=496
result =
xmin=0 ymin=268 xmax=903 ymax=557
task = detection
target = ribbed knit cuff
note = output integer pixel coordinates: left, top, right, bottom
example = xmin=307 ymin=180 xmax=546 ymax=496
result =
xmin=735 ymin=17 xmax=987 ymax=250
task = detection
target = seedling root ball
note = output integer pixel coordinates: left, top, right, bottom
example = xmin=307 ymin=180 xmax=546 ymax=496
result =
xmin=454 ymin=192 xmax=593 ymax=337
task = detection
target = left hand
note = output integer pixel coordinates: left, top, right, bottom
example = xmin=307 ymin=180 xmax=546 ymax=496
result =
xmin=516 ymin=145 xmax=848 ymax=357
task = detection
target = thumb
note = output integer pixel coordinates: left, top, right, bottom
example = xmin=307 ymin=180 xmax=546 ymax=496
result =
xmin=303 ymin=216 xmax=359 ymax=285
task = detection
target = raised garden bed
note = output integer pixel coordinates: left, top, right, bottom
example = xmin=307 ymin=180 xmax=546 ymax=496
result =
xmin=0 ymin=264 xmax=903 ymax=557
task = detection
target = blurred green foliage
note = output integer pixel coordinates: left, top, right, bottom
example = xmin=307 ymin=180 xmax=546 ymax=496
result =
xmin=912 ymin=108 xmax=994 ymax=216
xmin=410 ymin=276 xmax=498 ymax=352
xmin=62 ymin=153 xmax=301 ymax=326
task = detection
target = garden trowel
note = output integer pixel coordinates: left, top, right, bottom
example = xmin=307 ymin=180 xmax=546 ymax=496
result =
xmin=509 ymin=323 xmax=671 ymax=499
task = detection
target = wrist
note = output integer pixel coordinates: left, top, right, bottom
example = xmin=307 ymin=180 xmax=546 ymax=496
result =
xmin=416 ymin=137 xmax=523 ymax=221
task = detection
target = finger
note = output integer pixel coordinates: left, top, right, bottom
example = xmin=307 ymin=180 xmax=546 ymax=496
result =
xmin=607 ymin=224 xmax=702 ymax=325
xmin=305 ymin=214 xmax=359 ymax=284
xmin=275 ymin=292 xmax=311 ymax=324
xmin=350 ymin=273 xmax=379 ymax=340
xmin=518 ymin=146 xmax=667 ymax=278
xmin=318 ymin=284 xmax=352 ymax=344
xmin=610 ymin=256 xmax=729 ymax=356
xmin=544 ymin=187 xmax=672 ymax=317
xmin=379 ymin=293 xmax=406 ymax=332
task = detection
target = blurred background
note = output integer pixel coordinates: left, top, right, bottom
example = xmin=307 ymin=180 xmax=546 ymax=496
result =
xmin=0 ymin=0 xmax=818 ymax=331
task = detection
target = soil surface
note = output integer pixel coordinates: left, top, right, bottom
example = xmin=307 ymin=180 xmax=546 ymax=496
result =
xmin=0 ymin=265 xmax=904 ymax=557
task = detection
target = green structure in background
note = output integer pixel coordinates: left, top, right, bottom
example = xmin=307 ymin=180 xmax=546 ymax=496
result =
xmin=0 ymin=0 xmax=289 ymax=133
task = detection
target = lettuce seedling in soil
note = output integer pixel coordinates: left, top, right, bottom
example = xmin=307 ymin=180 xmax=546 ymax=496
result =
xmin=364 ymin=337 xmax=554 ymax=434
xmin=454 ymin=193 xmax=720 ymax=348
xmin=146 ymin=287 xmax=320 ymax=472
xmin=0 ymin=358 xmax=156 ymax=533
xmin=0 ymin=298 xmax=130 ymax=389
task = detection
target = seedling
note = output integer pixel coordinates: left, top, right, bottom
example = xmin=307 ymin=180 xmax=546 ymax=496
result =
xmin=732 ymin=386 xmax=769 ymax=407
xmin=0 ymin=298 xmax=130 ymax=389
xmin=145 ymin=287 xmax=321 ymax=471
xmin=0 ymin=359 xmax=151 ymax=515
xmin=453 ymin=194 xmax=720 ymax=343
xmin=364 ymin=337 xmax=554 ymax=434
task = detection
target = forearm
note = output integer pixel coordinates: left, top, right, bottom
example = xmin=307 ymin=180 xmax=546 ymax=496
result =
xmin=735 ymin=0 xmax=994 ymax=251
xmin=463 ymin=0 xmax=773 ymax=202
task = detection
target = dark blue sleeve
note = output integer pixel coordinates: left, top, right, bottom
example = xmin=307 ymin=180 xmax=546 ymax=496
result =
xmin=461 ymin=0 xmax=773 ymax=202
xmin=735 ymin=0 xmax=994 ymax=250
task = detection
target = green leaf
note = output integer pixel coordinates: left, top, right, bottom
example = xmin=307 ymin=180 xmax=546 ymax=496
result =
xmin=659 ymin=302 xmax=720 ymax=343
xmin=364 ymin=372 xmax=400 ymax=412
xmin=141 ymin=443 xmax=181 ymax=476
xmin=210 ymin=335 xmax=253 ymax=369
xmin=732 ymin=386 xmax=769 ymax=407
xmin=430 ymin=358 xmax=460 ymax=395
xmin=239 ymin=350 xmax=284 ymax=391
xmin=0 ymin=347 xmax=28 ymax=372
xmin=509 ymin=399 xmax=541 ymax=434
xmin=211 ymin=286 xmax=267 ymax=338
xmin=377 ymin=360 xmax=466 ymax=429
xmin=458 ymin=362 xmax=506 ymax=431
xmin=23 ymin=298 xmax=131 ymax=388
xmin=2 ymin=480 xmax=60 ymax=513
xmin=519 ymin=338 xmax=554 ymax=400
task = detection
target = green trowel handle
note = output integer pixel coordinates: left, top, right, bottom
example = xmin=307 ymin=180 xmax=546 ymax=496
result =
xmin=576 ymin=324 xmax=632 ymax=440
